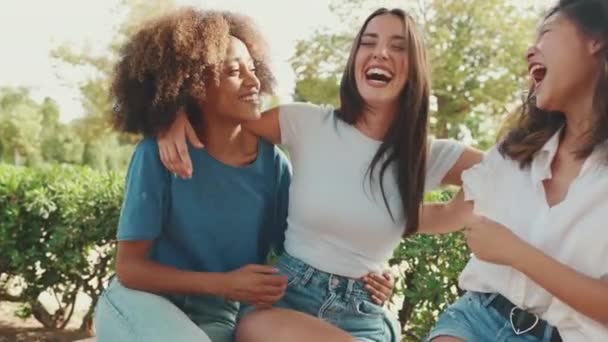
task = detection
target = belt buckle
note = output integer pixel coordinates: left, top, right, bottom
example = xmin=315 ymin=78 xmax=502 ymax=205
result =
xmin=510 ymin=307 xmax=540 ymax=335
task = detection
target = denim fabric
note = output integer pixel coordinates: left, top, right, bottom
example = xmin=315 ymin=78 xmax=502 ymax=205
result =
xmin=427 ymin=292 xmax=559 ymax=342
xmin=94 ymin=278 xmax=238 ymax=342
xmin=260 ymin=253 xmax=402 ymax=342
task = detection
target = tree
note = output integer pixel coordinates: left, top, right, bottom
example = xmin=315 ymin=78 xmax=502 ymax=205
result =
xmin=290 ymin=0 xmax=535 ymax=147
xmin=0 ymin=88 xmax=44 ymax=165
xmin=51 ymin=0 xmax=176 ymax=170
xmin=38 ymin=98 xmax=85 ymax=165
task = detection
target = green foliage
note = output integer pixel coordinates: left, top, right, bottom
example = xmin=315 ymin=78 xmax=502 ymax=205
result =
xmin=0 ymin=165 xmax=123 ymax=329
xmin=290 ymin=0 xmax=536 ymax=148
xmin=48 ymin=0 xmax=176 ymax=172
xmin=0 ymin=88 xmax=44 ymax=165
xmin=389 ymin=189 xmax=470 ymax=341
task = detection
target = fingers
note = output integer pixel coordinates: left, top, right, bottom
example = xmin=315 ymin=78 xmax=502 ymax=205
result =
xmin=370 ymin=294 xmax=384 ymax=305
xmin=160 ymin=143 xmax=180 ymax=175
xmin=157 ymin=108 xmax=196 ymax=179
xmin=175 ymin=140 xmax=192 ymax=178
xmin=363 ymin=273 xmax=392 ymax=295
xmin=363 ymin=280 xmax=387 ymax=305
xmin=244 ymin=264 xmax=280 ymax=274
xmin=256 ymin=292 xmax=285 ymax=305
xmin=363 ymin=272 xmax=395 ymax=305
xmin=260 ymin=275 xmax=289 ymax=287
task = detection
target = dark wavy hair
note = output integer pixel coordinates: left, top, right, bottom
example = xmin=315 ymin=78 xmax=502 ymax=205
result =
xmin=111 ymin=7 xmax=275 ymax=136
xmin=338 ymin=8 xmax=431 ymax=237
xmin=500 ymin=0 xmax=608 ymax=167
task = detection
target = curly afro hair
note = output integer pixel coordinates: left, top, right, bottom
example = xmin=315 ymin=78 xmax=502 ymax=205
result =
xmin=111 ymin=7 xmax=275 ymax=136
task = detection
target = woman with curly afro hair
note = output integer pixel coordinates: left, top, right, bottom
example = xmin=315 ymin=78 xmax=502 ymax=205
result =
xmin=93 ymin=7 xmax=357 ymax=342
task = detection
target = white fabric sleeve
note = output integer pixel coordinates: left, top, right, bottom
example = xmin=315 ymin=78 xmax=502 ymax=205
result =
xmin=424 ymin=139 xmax=467 ymax=191
xmin=278 ymin=102 xmax=332 ymax=149
xmin=460 ymin=145 xmax=503 ymax=216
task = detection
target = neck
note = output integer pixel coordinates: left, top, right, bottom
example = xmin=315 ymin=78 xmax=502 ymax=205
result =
xmin=199 ymin=114 xmax=257 ymax=165
xmin=356 ymin=103 xmax=397 ymax=140
xmin=560 ymin=83 xmax=597 ymax=151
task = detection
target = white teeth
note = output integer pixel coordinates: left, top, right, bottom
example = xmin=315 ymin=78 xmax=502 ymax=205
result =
xmin=529 ymin=64 xmax=545 ymax=76
xmin=241 ymin=95 xmax=259 ymax=102
xmin=366 ymin=67 xmax=393 ymax=78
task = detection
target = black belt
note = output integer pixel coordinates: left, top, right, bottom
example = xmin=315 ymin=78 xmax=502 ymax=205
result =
xmin=484 ymin=293 xmax=562 ymax=342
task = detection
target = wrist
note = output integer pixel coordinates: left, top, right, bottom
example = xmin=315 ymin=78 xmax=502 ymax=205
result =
xmin=196 ymin=272 xmax=228 ymax=297
xmin=509 ymin=239 xmax=536 ymax=270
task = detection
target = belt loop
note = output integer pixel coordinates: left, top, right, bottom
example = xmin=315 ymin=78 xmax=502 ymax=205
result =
xmin=345 ymin=279 xmax=354 ymax=301
xmin=300 ymin=265 xmax=314 ymax=286
xmin=481 ymin=292 xmax=499 ymax=307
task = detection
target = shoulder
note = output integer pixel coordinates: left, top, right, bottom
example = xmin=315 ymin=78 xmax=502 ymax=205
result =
xmin=428 ymin=138 xmax=466 ymax=155
xmin=126 ymin=138 xmax=170 ymax=179
xmin=279 ymin=102 xmax=334 ymax=126
xmin=129 ymin=138 xmax=164 ymax=169
xmin=258 ymin=139 xmax=292 ymax=170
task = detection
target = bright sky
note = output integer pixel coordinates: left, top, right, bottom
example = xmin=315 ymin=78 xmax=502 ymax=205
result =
xmin=0 ymin=0 xmax=552 ymax=123
xmin=0 ymin=0 xmax=341 ymax=122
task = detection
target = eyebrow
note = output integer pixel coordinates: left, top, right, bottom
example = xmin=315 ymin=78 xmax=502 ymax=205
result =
xmin=225 ymin=58 xmax=255 ymax=65
xmin=361 ymin=33 xmax=406 ymax=41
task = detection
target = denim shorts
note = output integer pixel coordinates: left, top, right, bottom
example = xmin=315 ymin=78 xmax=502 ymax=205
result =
xmin=258 ymin=252 xmax=401 ymax=342
xmin=427 ymin=292 xmax=559 ymax=342
xmin=95 ymin=278 xmax=239 ymax=342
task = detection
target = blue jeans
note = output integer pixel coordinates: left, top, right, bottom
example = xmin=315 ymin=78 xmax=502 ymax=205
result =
xmin=255 ymin=253 xmax=401 ymax=342
xmin=427 ymin=292 xmax=558 ymax=342
xmin=94 ymin=278 xmax=239 ymax=342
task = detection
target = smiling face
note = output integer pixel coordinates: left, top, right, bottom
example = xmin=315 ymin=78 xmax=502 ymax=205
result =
xmin=353 ymin=13 xmax=409 ymax=108
xmin=527 ymin=13 xmax=602 ymax=112
xmin=202 ymin=36 xmax=261 ymax=122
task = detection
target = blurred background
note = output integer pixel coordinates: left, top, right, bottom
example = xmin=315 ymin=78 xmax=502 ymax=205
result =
xmin=0 ymin=0 xmax=552 ymax=341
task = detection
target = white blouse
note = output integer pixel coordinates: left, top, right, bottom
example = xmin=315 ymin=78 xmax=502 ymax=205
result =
xmin=460 ymin=129 xmax=608 ymax=341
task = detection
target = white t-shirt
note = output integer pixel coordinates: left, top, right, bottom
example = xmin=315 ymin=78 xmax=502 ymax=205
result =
xmin=459 ymin=130 xmax=608 ymax=341
xmin=279 ymin=103 xmax=466 ymax=278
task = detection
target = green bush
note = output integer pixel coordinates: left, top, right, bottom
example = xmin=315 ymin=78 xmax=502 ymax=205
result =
xmin=0 ymin=165 xmax=470 ymax=339
xmin=393 ymin=191 xmax=470 ymax=341
xmin=0 ymin=165 xmax=122 ymax=330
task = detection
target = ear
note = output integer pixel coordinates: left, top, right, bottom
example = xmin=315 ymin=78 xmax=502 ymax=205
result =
xmin=588 ymin=37 xmax=605 ymax=55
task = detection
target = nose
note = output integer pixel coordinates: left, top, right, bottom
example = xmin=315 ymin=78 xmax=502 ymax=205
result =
xmin=243 ymin=67 xmax=261 ymax=90
xmin=372 ymin=45 xmax=389 ymax=60
xmin=526 ymin=45 xmax=538 ymax=62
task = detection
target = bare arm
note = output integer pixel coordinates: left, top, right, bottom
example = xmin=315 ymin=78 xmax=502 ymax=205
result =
xmin=418 ymin=190 xmax=474 ymax=235
xmin=242 ymin=106 xmax=281 ymax=144
xmin=115 ymin=240 xmax=223 ymax=295
xmin=441 ymin=146 xmax=483 ymax=186
xmin=115 ymin=240 xmax=287 ymax=306
xmin=513 ymin=244 xmax=608 ymax=325
xmin=158 ymin=106 xmax=282 ymax=178
xmin=467 ymin=218 xmax=608 ymax=325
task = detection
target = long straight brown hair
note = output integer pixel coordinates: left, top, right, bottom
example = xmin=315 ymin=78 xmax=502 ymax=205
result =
xmin=500 ymin=0 xmax=608 ymax=167
xmin=338 ymin=8 xmax=431 ymax=237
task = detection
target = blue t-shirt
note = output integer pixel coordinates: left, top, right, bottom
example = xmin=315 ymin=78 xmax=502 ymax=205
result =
xmin=117 ymin=138 xmax=291 ymax=273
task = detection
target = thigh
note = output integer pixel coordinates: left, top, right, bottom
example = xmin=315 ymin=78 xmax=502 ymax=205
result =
xmin=235 ymin=308 xmax=355 ymax=342
xmin=94 ymin=279 xmax=212 ymax=342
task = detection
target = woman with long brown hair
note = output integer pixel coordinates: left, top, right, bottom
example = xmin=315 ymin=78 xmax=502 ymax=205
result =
xmin=422 ymin=0 xmax=608 ymax=340
xmin=158 ymin=8 xmax=481 ymax=341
